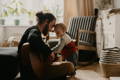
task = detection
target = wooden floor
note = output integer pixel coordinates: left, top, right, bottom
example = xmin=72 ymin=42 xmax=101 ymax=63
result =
xmin=68 ymin=62 xmax=109 ymax=80
xmin=16 ymin=62 xmax=110 ymax=80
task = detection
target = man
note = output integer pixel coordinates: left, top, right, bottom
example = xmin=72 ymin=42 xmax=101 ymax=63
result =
xmin=18 ymin=12 xmax=75 ymax=80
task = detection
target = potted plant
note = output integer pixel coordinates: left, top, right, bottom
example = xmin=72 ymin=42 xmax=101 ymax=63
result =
xmin=9 ymin=0 xmax=24 ymax=25
xmin=27 ymin=10 xmax=36 ymax=25
xmin=53 ymin=5 xmax=63 ymax=22
xmin=0 ymin=5 xmax=9 ymax=25
xmin=9 ymin=0 xmax=35 ymax=26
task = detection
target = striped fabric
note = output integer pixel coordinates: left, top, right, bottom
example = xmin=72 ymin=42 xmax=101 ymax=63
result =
xmin=67 ymin=16 xmax=97 ymax=46
xmin=100 ymin=48 xmax=120 ymax=64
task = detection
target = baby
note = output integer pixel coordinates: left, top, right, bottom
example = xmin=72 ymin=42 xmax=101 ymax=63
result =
xmin=52 ymin=23 xmax=78 ymax=66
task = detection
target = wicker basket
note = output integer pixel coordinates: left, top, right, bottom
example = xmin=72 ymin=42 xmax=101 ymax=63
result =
xmin=100 ymin=62 xmax=120 ymax=78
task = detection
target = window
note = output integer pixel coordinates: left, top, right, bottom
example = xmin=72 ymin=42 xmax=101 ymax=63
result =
xmin=0 ymin=0 xmax=64 ymax=26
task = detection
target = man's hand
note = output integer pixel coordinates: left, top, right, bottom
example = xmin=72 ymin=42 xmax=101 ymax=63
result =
xmin=49 ymin=52 xmax=55 ymax=61
xmin=51 ymin=52 xmax=55 ymax=59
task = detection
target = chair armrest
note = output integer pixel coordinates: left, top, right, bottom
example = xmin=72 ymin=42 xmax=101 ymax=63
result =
xmin=76 ymin=29 xmax=96 ymax=46
xmin=79 ymin=30 xmax=96 ymax=34
xmin=76 ymin=45 xmax=96 ymax=51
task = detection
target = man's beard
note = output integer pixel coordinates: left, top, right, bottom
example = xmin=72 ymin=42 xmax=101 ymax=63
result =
xmin=42 ymin=24 xmax=49 ymax=36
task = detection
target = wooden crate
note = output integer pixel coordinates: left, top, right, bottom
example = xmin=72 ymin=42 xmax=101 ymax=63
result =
xmin=100 ymin=62 xmax=120 ymax=78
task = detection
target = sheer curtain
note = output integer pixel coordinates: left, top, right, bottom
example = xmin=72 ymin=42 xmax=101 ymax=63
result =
xmin=64 ymin=0 xmax=94 ymax=26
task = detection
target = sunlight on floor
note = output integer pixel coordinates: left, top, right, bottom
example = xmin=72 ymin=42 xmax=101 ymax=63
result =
xmin=68 ymin=63 xmax=109 ymax=80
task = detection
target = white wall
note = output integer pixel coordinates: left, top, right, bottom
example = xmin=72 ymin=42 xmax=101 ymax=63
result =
xmin=0 ymin=27 xmax=4 ymax=42
xmin=93 ymin=0 xmax=120 ymax=9
xmin=0 ymin=26 xmax=28 ymax=43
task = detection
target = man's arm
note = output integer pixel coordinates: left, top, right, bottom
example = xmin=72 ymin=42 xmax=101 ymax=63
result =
xmin=53 ymin=38 xmax=65 ymax=53
xmin=27 ymin=29 xmax=52 ymax=56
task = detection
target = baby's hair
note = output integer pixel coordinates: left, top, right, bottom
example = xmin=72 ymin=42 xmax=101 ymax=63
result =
xmin=55 ymin=23 xmax=67 ymax=32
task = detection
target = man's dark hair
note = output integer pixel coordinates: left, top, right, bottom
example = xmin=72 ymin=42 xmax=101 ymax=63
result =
xmin=36 ymin=12 xmax=56 ymax=24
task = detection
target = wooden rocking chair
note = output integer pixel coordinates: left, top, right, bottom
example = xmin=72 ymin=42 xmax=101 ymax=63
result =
xmin=67 ymin=16 xmax=97 ymax=51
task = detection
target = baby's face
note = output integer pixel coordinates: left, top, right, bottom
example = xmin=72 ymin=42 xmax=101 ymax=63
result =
xmin=49 ymin=20 xmax=56 ymax=31
xmin=54 ymin=28 xmax=64 ymax=38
